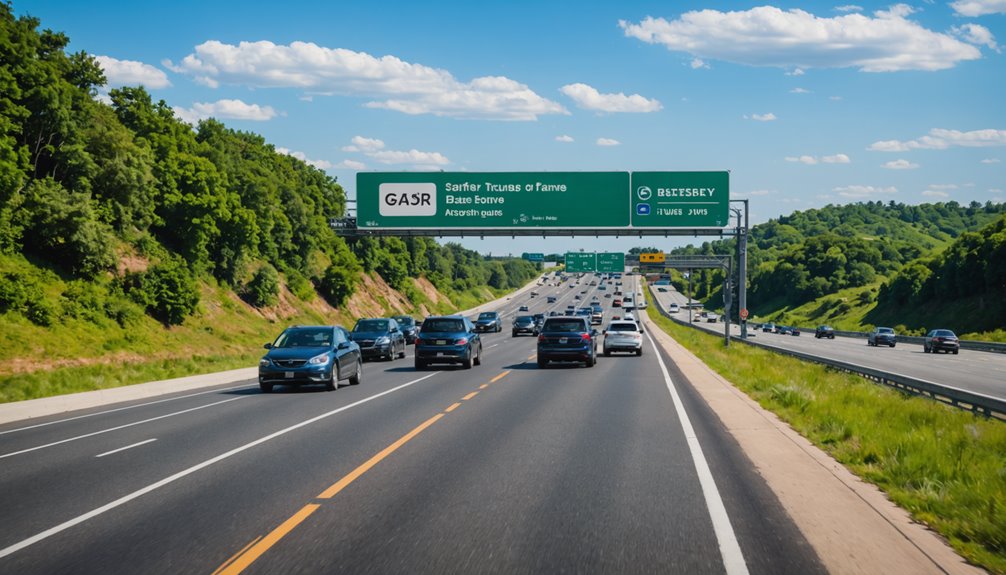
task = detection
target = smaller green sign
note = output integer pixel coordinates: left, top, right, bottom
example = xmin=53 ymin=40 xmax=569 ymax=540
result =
xmin=522 ymin=252 xmax=545 ymax=262
xmin=597 ymin=252 xmax=625 ymax=273
xmin=565 ymin=252 xmax=596 ymax=273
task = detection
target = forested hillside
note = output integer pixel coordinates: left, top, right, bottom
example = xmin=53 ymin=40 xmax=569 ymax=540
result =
xmin=665 ymin=201 xmax=1006 ymax=336
xmin=0 ymin=5 xmax=539 ymax=396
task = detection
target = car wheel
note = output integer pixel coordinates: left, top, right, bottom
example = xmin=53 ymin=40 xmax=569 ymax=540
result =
xmin=324 ymin=368 xmax=337 ymax=391
xmin=414 ymin=358 xmax=426 ymax=370
xmin=398 ymin=342 xmax=406 ymax=359
xmin=924 ymin=345 xmax=930 ymax=353
xmin=462 ymin=349 xmax=473 ymax=369
xmin=890 ymin=343 xmax=896 ymax=348
xmin=636 ymin=348 xmax=643 ymax=356
xmin=512 ymin=331 xmax=517 ymax=337
xmin=604 ymin=348 xmax=611 ymax=357
xmin=953 ymin=350 xmax=959 ymax=355
xmin=259 ymin=381 xmax=273 ymax=393
xmin=586 ymin=355 xmax=595 ymax=368
xmin=474 ymin=345 xmax=482 ymax=366
xmin=537 ymin=358 xmax=547 ymax=368
xmin=349 ymin=361 xmax=362 ymax=385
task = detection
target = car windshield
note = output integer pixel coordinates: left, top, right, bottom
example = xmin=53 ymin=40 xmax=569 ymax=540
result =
xmin=394 ymin=317 xmax=415 ymax=327
xmin=478 ymin=312 xmax=496 ymax=320
xmin=423 ymin=319 xmax=464 ymax=332
xmin=275 ymin=329 xmax=331 ymax=348
xmin=354 ymin=320 xmax=388 ymax=332
xmin=878 ymin=328 xmax=894 ymax=334
xmin=607 ymin=323 xmax=637 ymax=332
xmin=543 ymin=319 xmax=586 ymax=332
xmin=934 ymin=330 xmax=957 ymax=337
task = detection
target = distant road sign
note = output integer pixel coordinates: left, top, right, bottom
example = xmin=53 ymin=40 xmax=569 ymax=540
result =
xmin=565 ymin=252 xmax=596 ymax=273
xmin=596 ymin=252 xmax=625 ymax=273
xmin=740 ymin=308 xmax=749 ymax=320
xmin=639 ymin=252 xmax=666 ymax=263
xmin=523 ymin=252 xmax=545 ymax=262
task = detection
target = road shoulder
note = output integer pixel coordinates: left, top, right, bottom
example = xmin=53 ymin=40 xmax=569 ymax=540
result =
xmin=641 ymin=311 xmax=985 ymax=575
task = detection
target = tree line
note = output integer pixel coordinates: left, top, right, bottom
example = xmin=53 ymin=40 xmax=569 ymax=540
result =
xmin=0 ymin=5 xmax=539 ymax=327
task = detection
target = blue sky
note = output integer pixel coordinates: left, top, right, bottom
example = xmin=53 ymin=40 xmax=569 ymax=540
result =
xmin=16 ymin=0 xmax=1006 ymax=256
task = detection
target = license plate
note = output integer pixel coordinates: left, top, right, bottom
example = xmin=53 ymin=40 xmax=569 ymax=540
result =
xmin=285 ymin=372 xmax=294 ymax=379
xmin=559 ymin=337 xmax=568 ymax=344
xmin=437 ymin=352 xmax=446 ymax=357
xmin=437 ymin=340 xmax=447 ymax=345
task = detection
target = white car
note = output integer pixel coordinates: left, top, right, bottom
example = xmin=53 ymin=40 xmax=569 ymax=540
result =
xmin=706 ymin=313 xmax=719 ymax=323
xmin=668 ymin=303 xmax=680 ymax=313
xmin=603 ymin=320 xmax=643 ymax=356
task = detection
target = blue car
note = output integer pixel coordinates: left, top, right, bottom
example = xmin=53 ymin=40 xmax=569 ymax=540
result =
xmin=537 ymin=316 xmax=597 ymax=368
xmin=258 ymin=325 xmax=362 ymax=393
xmin=415 ymin=316 xmax=483 ymax=369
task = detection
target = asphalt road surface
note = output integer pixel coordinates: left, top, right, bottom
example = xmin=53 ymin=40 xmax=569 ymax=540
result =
xmin=0 ymin=273 xmax=825 ymax=574
xmin=650 ymin=284 xmax=1006 ymax=401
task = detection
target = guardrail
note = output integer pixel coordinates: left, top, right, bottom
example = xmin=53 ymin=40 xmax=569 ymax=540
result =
xmin=646 ymin=286 xmax=1006 ymax=421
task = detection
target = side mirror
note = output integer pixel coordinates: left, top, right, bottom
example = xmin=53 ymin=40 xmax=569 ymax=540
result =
xmin=337 ymin=342 xmax=350 ymax=350
xmin=263 ymin=343 xmax=273 ymax=349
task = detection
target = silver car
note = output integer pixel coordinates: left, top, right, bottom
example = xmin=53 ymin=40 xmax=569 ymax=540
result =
xmin=602 ymin=320 xmax=644 ymax=356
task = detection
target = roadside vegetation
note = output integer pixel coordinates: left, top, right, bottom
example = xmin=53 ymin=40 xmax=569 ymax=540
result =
xmin=645 ymin=290 xmax=1006 ymax=574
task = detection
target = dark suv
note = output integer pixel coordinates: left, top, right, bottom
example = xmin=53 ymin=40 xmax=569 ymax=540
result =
xmin=415 ymin=316 xmax=483 ymax=369
xmin=474 ymin=311 xmax=502 ymax=333
xmin=537 ymin=316 xmax=597 ymax=368
xmin=815 ymin=326 xmax=835 ymax=339
xmin=924 ymin=329 xmax=960 ymax=354
xmin=258 ymin=325 xmax=362 ymax=393
xmin=392 ymin=315 xmax=419 ymax=344
xmin=868 ymin=327 xmax=896 ymax=347
xmin=351 ymin=318 xmax=407 ymax=361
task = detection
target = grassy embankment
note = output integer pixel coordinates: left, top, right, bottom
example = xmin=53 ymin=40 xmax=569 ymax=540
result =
xmin=645 ymin=289 xmax=1006 ymax=574
xmin=0 ymin=267 xmax=511 ymax=403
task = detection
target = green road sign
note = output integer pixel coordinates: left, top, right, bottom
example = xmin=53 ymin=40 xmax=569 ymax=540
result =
xmin=630 ymin=171 xmax=729 ymax=228
xmin=565 ymin=252 xmax=596 ymax=273
xmin=522 ymin=252 xmax=544 ymax=262
xmin=357 ymin=172 xmax=629 ymax=229
xmin=597 ymin=252 xmax=625 ymax=273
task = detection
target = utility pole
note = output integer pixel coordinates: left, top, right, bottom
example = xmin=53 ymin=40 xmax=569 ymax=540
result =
xmin=730 ymin=199 xmax=749 ymax=339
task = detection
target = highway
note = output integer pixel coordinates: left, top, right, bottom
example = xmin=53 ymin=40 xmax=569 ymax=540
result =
xmin=649 ymin=285 xmax=1006 ymax=401
xmin=0 ymin=273 xmax=827 ymax=574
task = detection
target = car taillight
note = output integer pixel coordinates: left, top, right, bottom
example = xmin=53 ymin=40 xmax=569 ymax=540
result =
xmin=538 ymin=334 xmax=545 ymax=342
xmin=455 ymin=337 xmax=468 ymax=345
xmin=581 ymin=333 xmax=591 ymax=342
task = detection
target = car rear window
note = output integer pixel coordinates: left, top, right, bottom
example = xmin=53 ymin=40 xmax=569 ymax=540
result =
xmin=516 ymin=316 xmax=534 ymax=322
xmin=935 ymin=330 xmax=956 ymax=337
xmin=607 ymin=322 xmax=637 ymax=332
xmin=478 ymin=312 xmax=496 ymax=319
xmin=422 ymin=319 xmax=464 ymax=332
xmin=543 ymin=319 xmax=587 ymax=332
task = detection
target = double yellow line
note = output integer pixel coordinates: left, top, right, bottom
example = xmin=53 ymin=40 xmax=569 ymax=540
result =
xmin=213 ymin=370 xmax=512 ymax=575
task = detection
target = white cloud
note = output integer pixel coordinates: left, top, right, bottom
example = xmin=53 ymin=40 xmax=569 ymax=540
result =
xmin=822 ymin=154 xmax=851 ymax=163
xmin=953 ymin=23 xmax=1000 ymax=51
xmin=690 ymin=58 xmax=710 ymax=69
xmin=785 ymin=153 xmax=850 ymax=164
xmin=950 ymin=0 xmax=1006 ymax=17
xmin=173 ymin=99 xmax=278 ymax=124
xmin=790 ymin=87 xmax=811 ymax=94
xmin=596 ymin=138 xmax=621 ymax=146
xmin=981 ymin=158 xmax=1001 ymax=164
xmin=559 ymin=83 xmax=662 ymax=113
xmin=786 ymin=68 xmax=806 ymax=76
xmin=749 ymin=113 xmax=777 ymax=121
xmin=555 ymin=135 xmax=574 ymax=143
xmin=340 ymin=136 xmax=449 ymax=169
xmin=834 ymin=185 xmax=897 ymax=199
xmin=336 ymin=159 xmax=367 ymax=170
xmin=834 ymin=5 xmax=864 ymax=12
xmin=341 ymin=136 xmax=385 ymax=153
xmin=168 ymin=40 xmax=566 ymax=121
xmin=619 ymin=6 xmax=984 ymax=72
xmin=922 ymin=190 xmax=950 ymax=198
xmin=929 ymin=184 xmax=960 ymax=191
xmin=882 ymin=159 xmax=919 ymax=169
xmin=95 ymin=55 xmax=171 ymax=88
xmin=868 ymin=128 xmax=1006 ymax=151
xmin=275 ymin=147 xmax=332 ymax=169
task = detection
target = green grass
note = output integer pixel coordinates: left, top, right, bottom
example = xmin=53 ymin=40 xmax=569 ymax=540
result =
xmin=645 ymin=289 xmax=1006 ymax=574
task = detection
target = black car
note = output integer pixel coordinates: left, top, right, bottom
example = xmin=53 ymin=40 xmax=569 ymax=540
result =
xmin=924 ymin=329 xmax=960 ymax=354
xmin=537 ymin=316 xmax=597 ymax=368
xmin=815 ymin=325 xmax=835 ymax=339
xmin=474 ymin=311 xmax=503 ymax=333
xmin=415 ymin=316 xmax=482 ymax=369
xmin=868 ymin=327 xmax=896 ymax=347
xmin=258 ymin=325 xmax=362 ymax=393
xmin=532 ymin=313 xmax=546 ymax=332
xmin=351 ymin=318 xmax=407 ymax=360
xmin=392 ymin=315 xmax=420 ymax=344
xmin=512 ymin=315 xmax=537 ymax=337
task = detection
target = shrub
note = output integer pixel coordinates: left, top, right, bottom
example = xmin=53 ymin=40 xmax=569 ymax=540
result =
xmin=131 ymin=257 xmax=200 ymax=325
xmin=244 ymin=264 xmax=280 ymax=307
xmin=284 ymin=268 xmax=315 ymax=301
xmin=318 ymin=265 xmax=356 ymax=308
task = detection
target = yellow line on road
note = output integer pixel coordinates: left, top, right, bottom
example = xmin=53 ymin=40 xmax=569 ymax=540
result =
xmin=215 ymin=505 xmax=319 ymax=575
xmin=445 ymin=402 xmax=462 ymax=412
xmin=479 ymin=383 xmax=489 ymax=389
xmin=212 ymin=536 xmax=262 ymax=575
xmin=317 ymin=413 xmax=445 ymax=499
xmin=490 ymin=370 xmax=511 ymax=383
xmin=461 ymin=391 xmax=479 ymax=401
xmin=527 ymin=354 xmax=537 ymax=360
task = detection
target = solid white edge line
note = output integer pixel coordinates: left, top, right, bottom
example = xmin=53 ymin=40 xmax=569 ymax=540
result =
xmin=0 ymin=372 xmax=437 ymax=561
xmin=643 ymin=326 xmax=750 ymax=575
xmin=95 ymin=438 xmax=157 ymax=458
xmin=0 ymin=397 xmax=247 ymax=460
